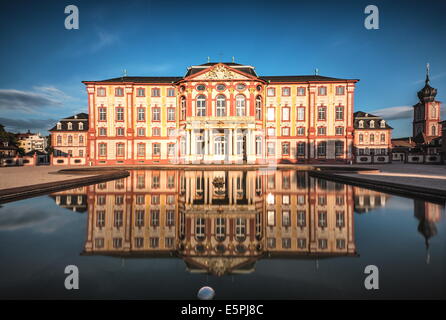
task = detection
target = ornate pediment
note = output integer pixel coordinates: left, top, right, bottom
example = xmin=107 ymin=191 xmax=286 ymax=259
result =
xmin=193 ymin=65 xmax=251 ymax=81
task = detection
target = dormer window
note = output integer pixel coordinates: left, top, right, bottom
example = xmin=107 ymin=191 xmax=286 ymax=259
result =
xmin=56 ymin=122 xmax=61 ymax=130
xmin=79 ymin=122 xmax=84 ymax=130
xmin=380 ymin=120 xmax=386 ymax=128
xmin=369 ymin=120 xmax=375 ymax=128
xmin=359 ymin=120 xmax=364 ymax=128
xmin=67 ymin=122 xmax=73 ymax=130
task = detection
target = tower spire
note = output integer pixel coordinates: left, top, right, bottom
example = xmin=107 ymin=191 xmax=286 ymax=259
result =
xmin=426 ymin=63 xmax=430 ymax=84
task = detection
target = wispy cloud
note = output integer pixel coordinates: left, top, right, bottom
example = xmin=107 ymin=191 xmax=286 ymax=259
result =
xmin=0 ymin=117 xmax=57 ymax=132
xmin=412 ymin=71 xmax=446 ymax=85
xmin=371 ymin=106 xmax=413 ymax=120
xmin=371 ymin=104 xmax=446 ymax=122
xmin=0 ymin=86 xmax=72 ymax=114
xmin=90 ymin=30 xmax=119 ymax=53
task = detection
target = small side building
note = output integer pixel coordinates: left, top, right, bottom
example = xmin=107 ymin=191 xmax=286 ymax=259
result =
xmin=49 ymin=113 xmax=89 ymax=165
xmin=353 ymin=111 xmax=393 ymax=164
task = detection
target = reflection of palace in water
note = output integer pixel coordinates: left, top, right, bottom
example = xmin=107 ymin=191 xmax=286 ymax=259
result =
xmin=50 ymin=170 xmax=444 ymax=274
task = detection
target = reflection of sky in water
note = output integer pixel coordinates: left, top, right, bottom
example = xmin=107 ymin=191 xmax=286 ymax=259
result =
xmin=0 ymin=181 xmax=445 ymax=299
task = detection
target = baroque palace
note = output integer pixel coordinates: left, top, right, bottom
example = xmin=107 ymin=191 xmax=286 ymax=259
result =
xmin=78 ymin=62 xmax=358 ymax=165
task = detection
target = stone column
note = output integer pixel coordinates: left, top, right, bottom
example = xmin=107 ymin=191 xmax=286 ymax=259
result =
xmin=228 ymin=128 xmax=233 ymax=161
xmin=186 ymin=129 xmax=191 ymax=156
xmin=204 ymin=129 xmax=209 ymax=155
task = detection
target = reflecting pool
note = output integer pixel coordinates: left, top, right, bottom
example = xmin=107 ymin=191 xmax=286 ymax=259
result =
xmin=0 ymin=169 xmax=445 ymax=299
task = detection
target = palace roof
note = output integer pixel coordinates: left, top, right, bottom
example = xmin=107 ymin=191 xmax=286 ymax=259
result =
xmin=353 ymin=111 xmax=393 ymax=130
xmin=49 ymin=113 xmax=89 ymax=132
xmin=84 ymin=62 xmax=358 ymax=83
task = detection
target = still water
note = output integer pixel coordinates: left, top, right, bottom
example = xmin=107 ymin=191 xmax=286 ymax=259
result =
xmin=0 ymin=169 xmax=445 ymax=299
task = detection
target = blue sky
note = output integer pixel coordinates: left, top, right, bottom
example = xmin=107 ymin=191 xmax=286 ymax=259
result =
xmin=0 ymin=0 xmax=445 ymax=138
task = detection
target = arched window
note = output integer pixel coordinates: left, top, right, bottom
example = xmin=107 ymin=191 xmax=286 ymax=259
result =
xmin=255 ymin=96 xmax=262 ymax=120
xmin=196 ymin=95 xmax=206 ymax=116
xmin=236 ymin=95 xmax=246 ymax=116
xmin=216 ymin=95 xmax=226 ymax=116
xmin=369 ymin=120 xmax=375 ymax=128
xmin=57 ymin=122 xmax=61 ymax=130
xmin=380 ymin=120 xmax=386 ymax=128
xmin=78 ymin=122 xmax=83 ymax=130
xmin=431 ymin=106 xmax=436 ymax=118
xmin=67 ymin=122 xmax=73 ymax=130
xmin=214 ymin=136 xmax=226 ymax=155
xmin=432 ymin=125 xmax=436 ymax=136
xmin=359 ymin=120 xmax=364 ymax=128
xmin=180 ymin=96 xmax=186 ymax=120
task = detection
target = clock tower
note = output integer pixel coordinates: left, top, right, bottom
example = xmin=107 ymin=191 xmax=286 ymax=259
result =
xmin=413 ymin=64 xmax=441 ymax=137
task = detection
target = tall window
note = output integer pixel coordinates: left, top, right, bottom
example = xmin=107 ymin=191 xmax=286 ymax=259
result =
xmin=116 ymin=107 xmax=124 ymax=121
xmin=370 ymin=134 xmax=375 ymax=143
xmin=180 ymin=96 xmax=186 ymax=120
xmin=318 ymin=86 xmax=327 ymax=96
xmin=215 ymin=218 xmax=226 ymax=241
xmin=317 ymin=142 xmax=326 ymax=156
xmin=195 ymin=218 xmax=205 ymax=241
xmin=335 ymin=141 xmax=344 ymax=156
xmin=297 ymin=142 xmax=305 ymax=156
xmin=137 ymin=143 xmax=145 ymax=156
xmin=137 ymin=108 xmax=145 ymax=121
xmin=282 ymin=107 xmax=290 ymax=121
xmin=267 ymin=107 xmax=275 ymax=121
xmin=335 ymin=106 xmax=344 ymax=120
xmin=214 ymin=136 xmax=226 ymax=155
xmin=236 ymin=135 xmax=244 ymax=155
xmin=167 ymin=88 xmax=175 ymax=97
xmin=282 ymin=142 xmax=290 ymax=155
xmin=97 ymin=88 xmax=106 ymax=97
xmin=78 ymin=122 xmax=83 ymax=130
xmin=318 ymin=106 xmax=326 ymax=120
xmin=236 ymin=95 xmax=246 ymax=116
xmin=282 ymin=87 xmax=290 ymax=96
xmin=196 ymin=95 xmax=206 ymax=116
xmin=235 ymin=218 xmax=246 ymax=241
xmin=267 ymin=142 xmax=275 ymax=156
xmin=196 ymin=135 xmax=204 ymax=155
xmin=359 ymin=134 xmax=363 ymax=143
xmin=99 ymin=108 xmax=107 ymax=121
xmin=255 ymin=136 xmax=262 ymax=155
xmin=336 ymin=127 xmax=344 ymax=135
xmin=297 ymin=87 xmax=306 ymax=96
xmin=153 ymin=143 xmax=161 ymax=156
xmin=99 ymin=143 xmax=107 ymax=156
xmin=116 ymin=127 xmax=124 ymax=136
xmin=167 ymin=108 xmax=175 ymax=121
xmin=216 ymin=95 xmax=226 ymax=116
xmin=115 ymin=88 xmax=123 ymax=96
xmin=136 ymin=88 xmax=145 ymax=97
xmin=152 ymin=107 xmax=160 ymax=121
xmin=297 ymin=107 xmax=305 ymax=121
xmin=432 ymin=125 xmax=436 ymax=136
xmin=57 ymin=135 xmax=62 ymax=145
xmin=336 ymin=86 xmax=345 ymax=95
xmin=381 ymin=133 xmax=385 ymax=142
xmin=116 ymin=143 xmax=125 ymax=157
xmin=151 ymin=88 xmax=160 ymax=97
xmin=255 ymin=96 xmax=262 ymax=120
